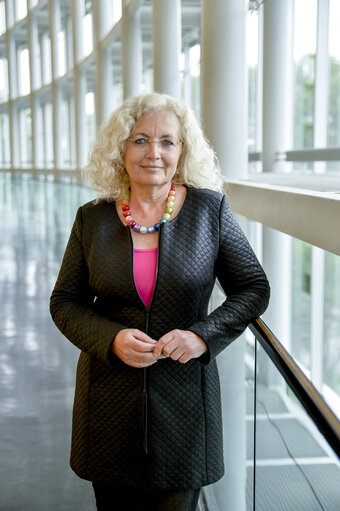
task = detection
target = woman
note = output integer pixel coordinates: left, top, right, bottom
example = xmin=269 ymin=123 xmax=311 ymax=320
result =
xmin=50 ymin=92 xmax=270 ymax=510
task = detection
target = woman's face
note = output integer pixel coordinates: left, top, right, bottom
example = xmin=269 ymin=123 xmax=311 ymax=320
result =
xmin=123 ymin=110 xmax=182 ymax=189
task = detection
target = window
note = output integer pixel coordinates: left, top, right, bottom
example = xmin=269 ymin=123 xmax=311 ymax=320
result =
xmin=180 ymin=43 xmax=201 ymax=120
xmin=15 ymin=0 xmax=27 ymax=23
xmin=61 ymin=93 xmax=74 ymax=168
xmin=85 ymin=91 xmax=95 ymax=151
xmin=0 ymin=111 xmax=10 ymax=167
xmin=291 ymin=239 xmax=312 ymax=370
xmin=18 ymin=47 xmax=30 ymax=96
xmin=247 ymin=8 xmax=260 ymax=172
xmin=83 ymin=1 xmax=93 ymax=57
xmin=0 ymin=56 xmax=8 ymax=102
xmin=293 ymin=0 xmax=317 ymax=164
xmin=111 ymin=0 xmax=122 ymax=24
xmin=40 ymin=32 xmax=52 ymax=85
xmin=327 ymin=0 xmax=340 ymax=172
xmin=324 ymin=252 xmax=340 ymax=397
xmin=19 ymin=107 xmax=32 ymax=168
xmin=0 ymin=0 xmax=6 ymax=35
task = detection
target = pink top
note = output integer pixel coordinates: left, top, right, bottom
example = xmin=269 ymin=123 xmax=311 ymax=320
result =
xmin=133 ymin=248 xmax=158 ymax=307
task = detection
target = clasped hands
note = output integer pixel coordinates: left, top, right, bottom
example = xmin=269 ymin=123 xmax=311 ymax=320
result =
xmin=112 ymin=328 xmax=208 ymax=368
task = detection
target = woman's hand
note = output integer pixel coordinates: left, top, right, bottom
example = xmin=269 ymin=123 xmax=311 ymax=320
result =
xmin=153 ymin=329 xmax=208 ymax=364
xmin=112 ymin=329 xmax=159 ymax=368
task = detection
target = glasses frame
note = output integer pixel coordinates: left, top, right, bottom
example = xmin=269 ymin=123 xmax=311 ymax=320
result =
xmin=127 ymin=136 xmax=183 ymax=152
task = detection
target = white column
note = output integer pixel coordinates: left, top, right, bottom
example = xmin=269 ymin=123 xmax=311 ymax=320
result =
xmin=27 ymin=12 xmax=39 ymax=171
xmin=152 ymin=0 xmax=181 ymax=98
xmin=27 ymin=12 xmax=39 ymax=90
xmin=262 ymin=0 xmax=294 ymax=172
xmin=6 ymin=29 xmax=18 ymax=173
xmin=201 ymin=0 xmax=248 ymax=180
xmin=49 ymin=0 xmax=60 ymax=79
xmin=261 ymin=0 xmax=294 ymax=354
xmin=9 ymin=103 xmax=19 ymax=171
xmin=201 ymin=3 xmax=248 ymax=508
xmin=71 ymin=0 xmax=83 ymax=64
xmin=4 ymin=0 xmax=14 ymax=28
xmin=7 ymin=32 xmax=17 ymax=99
xmin=71 ymin=0 xmax=86 ymax=176
xmin=49 ymin=0 xmax=62 ymax=173
xmin=121 ymin=1 xmax=142 ymax=99
xmin=93 ymin=0 xmax=110 ymax=126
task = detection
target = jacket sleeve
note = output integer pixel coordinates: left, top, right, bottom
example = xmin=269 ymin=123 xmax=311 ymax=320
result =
xmin=189 ymin=195 xmax=270 ymax=364
xmin=49 ymin=207 xmax=126 ymax=365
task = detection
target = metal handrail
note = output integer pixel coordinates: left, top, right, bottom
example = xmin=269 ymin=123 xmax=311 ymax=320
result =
xmin=248 ymin=147 xmax=340 ymax=162
xmin=249 ymin=317 xmax=340 ymax=458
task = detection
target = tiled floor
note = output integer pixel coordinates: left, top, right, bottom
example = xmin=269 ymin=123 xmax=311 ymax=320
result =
xmin=0 ymin=176 xmax=96 ymax=510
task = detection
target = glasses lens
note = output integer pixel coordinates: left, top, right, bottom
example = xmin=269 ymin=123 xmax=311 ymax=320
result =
xmin=129 ymin=137 xmax=179 ymax=151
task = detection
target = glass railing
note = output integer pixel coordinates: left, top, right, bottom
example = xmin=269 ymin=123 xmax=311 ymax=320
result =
xmin=201 ymin=318 xmax=340 ymax=511
xmin=247 ymin=319 xmax=340 ymax=511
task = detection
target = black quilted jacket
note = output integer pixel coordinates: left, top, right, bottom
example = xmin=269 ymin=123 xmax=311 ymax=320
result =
xmin=50 ymin=187 xmax=270 ymax=491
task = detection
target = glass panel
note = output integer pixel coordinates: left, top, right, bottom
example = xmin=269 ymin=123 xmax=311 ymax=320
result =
xmin=0 ymin=0 xmax=6 ymax=34
xmin=58 ymin=31 xmax=66 ymax=76
xmin=82 ymin=1 xmax=93 ymax=57
xmin=327 ymin=0 xmax=340 ymax=173
xmin=41 ymin=33 xmax=52 ymax=85
xmin=291 ymin=239 xmax=312 ymax=370
xmin=0 ymin=112 xmax=10 ymax=167
xmin=0 ymin=56 xmax=8 ymax=101
xmin=324 ymin=252 xmax=340 ymax=407
xmin=18 ymin=48 xmax=30 ymax=96
xmin=61 ymin=95 xmax=72 ymax=168
xmin=189 ymin=44 xmax=200 ymax=120
xmin=254 ymin=339 xmax=340 ymax=510
xmin=293 ymin=0 xmax=317 ymax=171
xmin=20 ymin=107 xmax=32 ymax=168
xmin=112 ymin=0 xmax=122 ymax=24
xmin=85 ymin=91 xmax=95 ymax=151
xmin=247 ymin=8 xmax=259 ymax=155
xmin=15 ymin=0 xmax=27 ymax=22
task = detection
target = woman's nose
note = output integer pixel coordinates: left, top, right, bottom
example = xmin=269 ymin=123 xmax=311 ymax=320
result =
xmin=145 ymin=140 xmax=161 ymax=158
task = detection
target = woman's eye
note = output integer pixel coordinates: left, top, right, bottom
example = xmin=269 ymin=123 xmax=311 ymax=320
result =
xmin=134 ymin=138 xmax=148 ymax=145
xmin=161 ymin=139 xmax=175 ymax=147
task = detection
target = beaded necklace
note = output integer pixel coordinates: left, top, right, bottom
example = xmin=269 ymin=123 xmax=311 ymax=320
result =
xmin=121 ymin=183 xmax=176 ymax=234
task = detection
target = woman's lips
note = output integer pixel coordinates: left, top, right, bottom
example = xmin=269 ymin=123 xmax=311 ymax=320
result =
xmin=140 ymin=165 xmax=164 ymax=171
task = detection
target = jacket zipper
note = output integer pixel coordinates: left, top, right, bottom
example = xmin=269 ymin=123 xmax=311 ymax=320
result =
xmin=127 ymin=225 xmax=162 ymax=456
xmin=142 ymin=310 xmax=150 ymax=454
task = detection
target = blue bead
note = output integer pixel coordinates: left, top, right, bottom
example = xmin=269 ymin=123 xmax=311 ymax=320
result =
xmin=154 ymin=223 xmax=160 ymax=230
xmin=160 ymin=218 xmax=167 ymax=223
xmin=147 ymin=226 xmax=155 ymax=233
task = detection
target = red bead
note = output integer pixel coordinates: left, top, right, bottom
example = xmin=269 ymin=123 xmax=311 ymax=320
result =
xmin=122 ymin=205 xmax=129 ymax=211
xmin=128 ymin=220 xmax=136 ymax=227
xmin=122 ymin=200 xmax=129 ymax=206
xmin=123 ymin=210 xmax=130 ymax=217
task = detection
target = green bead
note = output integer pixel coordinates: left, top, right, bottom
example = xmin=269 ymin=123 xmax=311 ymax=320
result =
xmin=167 ymin=196 xmax=175 ymax=203
xmin=166 ymin=207 xmax=173 ymax=214
xmin=163 ymin=213 xmax=171 ymax=220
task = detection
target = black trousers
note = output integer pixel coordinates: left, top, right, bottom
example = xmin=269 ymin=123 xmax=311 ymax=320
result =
xmin=92 ymin=481 xmax=200 ymax=511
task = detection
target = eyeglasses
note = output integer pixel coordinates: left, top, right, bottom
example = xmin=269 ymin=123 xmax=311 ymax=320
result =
xmin=127 ymin=136 xmax=182 ymax=152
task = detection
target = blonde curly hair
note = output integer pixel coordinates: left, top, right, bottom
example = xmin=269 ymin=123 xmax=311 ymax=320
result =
xmin=84 ymin=93 xmax=223 ymax=200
